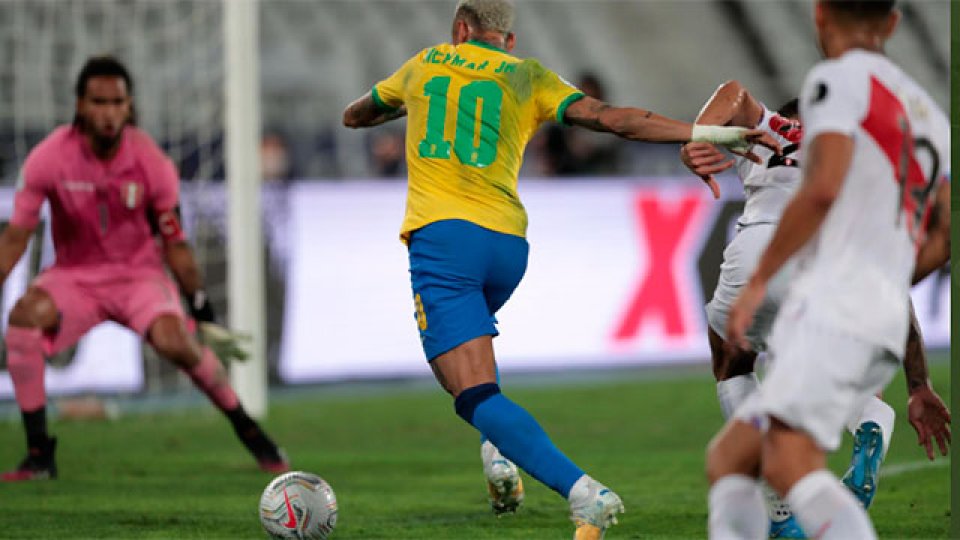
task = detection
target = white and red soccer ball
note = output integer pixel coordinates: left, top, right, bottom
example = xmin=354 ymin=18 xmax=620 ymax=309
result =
xmin=260 ymin=471 xmax=338 ymax=539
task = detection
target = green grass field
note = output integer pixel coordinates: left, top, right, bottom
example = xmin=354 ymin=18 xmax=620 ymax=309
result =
xmin=0 ymin=355 xmax=950 ymax=539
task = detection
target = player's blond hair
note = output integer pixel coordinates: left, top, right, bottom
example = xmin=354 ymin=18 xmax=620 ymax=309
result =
xmin=454 ymin=0 xmax=515 ymax=34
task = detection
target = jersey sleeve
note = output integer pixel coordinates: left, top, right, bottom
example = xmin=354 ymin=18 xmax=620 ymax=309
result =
xmin=532 ymin=63 xmax=585 ymax=125
xmin=149 ymin=155 xmax=187 ymax=244
xmin=129 ymin=129 xmax=181 ymax=214
xmin=11 ymin=146 xmax=54 ymax=230
xmin=372 ymin=51 xmax=422 ymax=112
xmin=150 ymin=156 xmax=180 ymax=213
xmin=799 ymin=60 xmax=867 ymax=141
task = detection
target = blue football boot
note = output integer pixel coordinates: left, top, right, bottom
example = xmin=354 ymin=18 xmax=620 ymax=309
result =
xmin=841 ymin=421 xmax=884 ymax=509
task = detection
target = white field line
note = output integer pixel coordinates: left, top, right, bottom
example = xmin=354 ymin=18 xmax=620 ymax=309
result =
xmin=880 ymin=459 xmax=949 ymax=479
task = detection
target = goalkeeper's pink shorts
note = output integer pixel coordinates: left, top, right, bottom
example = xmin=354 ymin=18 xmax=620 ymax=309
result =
xmin=31 ymin=264 xmax=185 ymax=355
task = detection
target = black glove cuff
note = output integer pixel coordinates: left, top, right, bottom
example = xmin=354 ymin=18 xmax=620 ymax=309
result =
xmin=189 ymin=290 xmax=217 ymax=323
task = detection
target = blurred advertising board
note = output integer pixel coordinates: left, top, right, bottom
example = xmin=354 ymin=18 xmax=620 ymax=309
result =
xmin=279 ymin=179 xmax=951 ymax=382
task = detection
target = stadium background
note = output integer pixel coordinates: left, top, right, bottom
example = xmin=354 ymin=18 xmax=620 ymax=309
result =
xmin=0 ymin=1 xmax=951 ymax=538
xmin=0 ymin=0 xmax=949 ymax=397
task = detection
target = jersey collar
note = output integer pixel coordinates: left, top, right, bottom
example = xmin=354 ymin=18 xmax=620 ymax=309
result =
xmin=465 ymin=39 xmax=506 ymax=53
xmin=75 ymin=125 xmax=135 ymax=173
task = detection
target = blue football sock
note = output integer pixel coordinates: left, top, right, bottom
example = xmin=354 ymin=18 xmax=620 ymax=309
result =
xmin=456 ymin=383 xmax=584 ymax=498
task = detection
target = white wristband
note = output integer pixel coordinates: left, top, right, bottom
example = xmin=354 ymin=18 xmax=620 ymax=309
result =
xmin=691 ymin=125 xmax=751 ymax=152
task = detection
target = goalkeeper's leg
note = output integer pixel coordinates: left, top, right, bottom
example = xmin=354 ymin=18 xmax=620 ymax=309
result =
xmin=147 ymin=314 xmax=289 ymax=473
xmin=3 ymin=326 xmax=58 ymax=482
xmin=3 ymin=280 xmax=106 ymax=481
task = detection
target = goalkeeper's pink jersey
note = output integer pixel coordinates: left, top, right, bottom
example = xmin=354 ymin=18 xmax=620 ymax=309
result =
xmin=13 ymin=125 xmax=181 ymax=270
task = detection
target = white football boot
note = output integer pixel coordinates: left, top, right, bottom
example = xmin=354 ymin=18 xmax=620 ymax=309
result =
xmin=481 ymin=441 xmax=524 ymax=515
xmin=568 ymin=475 xmax=625 ymax=540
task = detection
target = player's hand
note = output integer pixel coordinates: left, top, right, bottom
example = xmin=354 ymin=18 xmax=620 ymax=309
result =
xmin=729 ymin=147 xmax=765 ymax=167
xmin=680 ymin=142 xmax=730 ymax=199
xmin=725 ymin=277 xmax=766 ymax=352
xmin=907 ymin=384 xmax=951 ymax=460
xmin=198 ymin=322 xmax=251 ymax=366
xmin=739 ymin=129 xmax=781 ymax=159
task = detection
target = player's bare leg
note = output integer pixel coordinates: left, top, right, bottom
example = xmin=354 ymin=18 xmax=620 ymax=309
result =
xmin=1 ymin=287 xmax=62 ymax=481
xmin=147 ymin=314 xmax=289 ymax=473
xmin=429 ymin=336 xmax=497 ymax=397
xmin=763 ymin=419 xmax=876 ymax=539
xmin=709 ymin=328 xmax=759 ymax=418
xmin=705 ymin=419 xmax=767 ymax=539
xmin=432 ymin=336 xmax=623 ymax=538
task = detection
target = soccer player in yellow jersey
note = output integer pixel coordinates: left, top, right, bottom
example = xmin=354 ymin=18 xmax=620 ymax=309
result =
xmin=343 ymin=1 xmax=779 ymax=537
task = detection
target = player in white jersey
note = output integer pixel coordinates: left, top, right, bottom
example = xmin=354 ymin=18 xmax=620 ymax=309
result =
xmin=697 ymin=92 xmax=803 ymax=355
xmin=703 ymin=1 xmax=950 ymax=539
xmin=684 ymin=79 xmax=949 ymax=538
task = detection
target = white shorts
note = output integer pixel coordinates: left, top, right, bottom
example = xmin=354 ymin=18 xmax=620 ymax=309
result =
xmin=705 ymin=223 xmax=794 ymax=351
xmin=734 ymin=300 xmax=900 ymax=451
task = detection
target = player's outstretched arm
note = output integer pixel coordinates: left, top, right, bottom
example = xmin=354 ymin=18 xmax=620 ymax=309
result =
xmin=0 ymin=224 xmax=33 ymax=287
xmin=903 ymin=301 xmax=951 ymax=460
xmin=563 ymin=95 xmax=781 ymax=154
xmin=913 ymin=181 xmax=950 ymax=284
xmin=342 ymin=92 xmax=407 ymax=129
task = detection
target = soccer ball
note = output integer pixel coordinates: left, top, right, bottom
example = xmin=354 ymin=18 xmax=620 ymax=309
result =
xmin=259 ymin=471 xmax=338 ymax=539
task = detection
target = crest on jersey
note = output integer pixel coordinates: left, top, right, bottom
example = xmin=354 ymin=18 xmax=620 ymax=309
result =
xmin=811 ymin=82 xmax=828 ymax=104
xmin=123 ymin=182 xmax=143 ymax=209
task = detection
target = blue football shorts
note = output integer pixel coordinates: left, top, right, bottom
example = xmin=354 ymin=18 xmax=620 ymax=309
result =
xmin=407 ymin=219 xmax=529 ymax=361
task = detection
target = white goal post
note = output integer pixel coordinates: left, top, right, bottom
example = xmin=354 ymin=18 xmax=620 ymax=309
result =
xmin=224 ymin=0 xmax=268 ymax=418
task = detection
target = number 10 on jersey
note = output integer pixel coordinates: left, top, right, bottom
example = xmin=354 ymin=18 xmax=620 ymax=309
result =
xmin=418 ymin=76 xmax=503 ymax=169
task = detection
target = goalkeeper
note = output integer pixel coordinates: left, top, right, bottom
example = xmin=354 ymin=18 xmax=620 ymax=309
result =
xmin=0 ymin=56 xmax=288 ymax=481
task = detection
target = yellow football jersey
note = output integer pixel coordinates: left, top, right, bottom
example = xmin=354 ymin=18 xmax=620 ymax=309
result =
xmin=373 ymin=41 xmax=584 ymax=241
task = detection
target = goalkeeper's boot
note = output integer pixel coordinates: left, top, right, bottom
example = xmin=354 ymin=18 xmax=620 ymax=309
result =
xmin=236 ymin=422 xmax=290 ymax=473
xmin=1 ymin=437 xmax=57 ymax=482
xmin=569 ymin=476 xmax=624 ymax=540
xmin=841 ymin=421 xmax=884 ymax=509
xmin=481 ymin=441 xmax=524 ymax=515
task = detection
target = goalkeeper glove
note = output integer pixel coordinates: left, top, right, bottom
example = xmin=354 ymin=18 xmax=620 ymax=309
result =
xmin=189 ymin=291 xmax=251 ymax=365
xmin=198 ymin=321 xmax=251 ymax=364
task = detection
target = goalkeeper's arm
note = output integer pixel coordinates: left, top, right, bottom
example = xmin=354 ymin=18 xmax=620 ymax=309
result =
xmin=155 ymin=208 xmax=205 ymax=315
xmin=157 ymin=208 xmax=248 ymax=363
xmin=163 ymin=239 xmax=211 ymax=322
